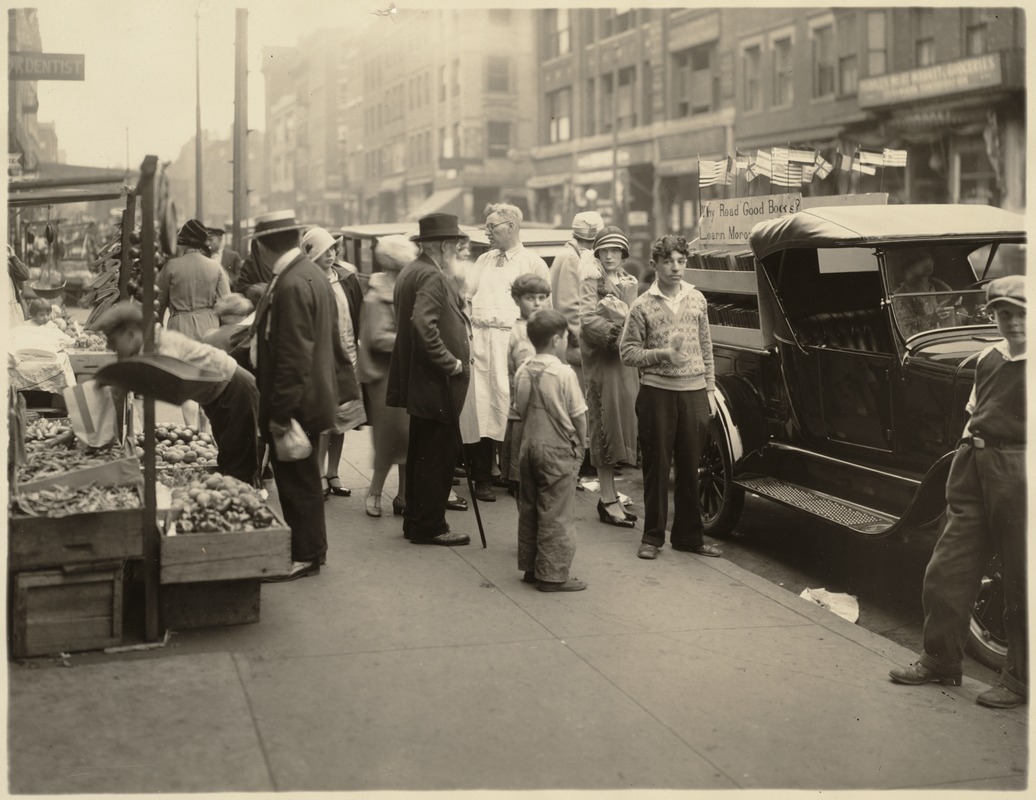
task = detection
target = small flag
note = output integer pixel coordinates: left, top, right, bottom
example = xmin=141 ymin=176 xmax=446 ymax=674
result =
xmin=772 ymin=146 xmax=791 ymax=166
xmin=698 ymin=159 xmax=727 ymax=187
xmin=883 ymin=148 xmax=908 ymax=168
xmin=745 ymin=165 xmax=758 ymax=183
xmin=801 ymin=164 xmax=815 ymax=183
xmin=839 ymin=153 xmax=853 ymax=172
xmin=735 ymin=152 xmax=750 ymax=172
xmin=723 ymin=156 xmax=735 ymax=184
xmin=754 ymin=150 xmax=773 ymax=178
xmin=788 ymin=146 xmax=816 ymax=164
xmin=857 ymin=146 xmax=885 ymax=167
xmin=851 ymin=162 xmax=877 ymax=176
xmin=771 ymin=162 xmax=803 ymax=187
xmin=815 ymin=153 xmax=833 ymax=180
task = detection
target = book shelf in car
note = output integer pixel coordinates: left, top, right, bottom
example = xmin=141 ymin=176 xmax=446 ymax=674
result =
xmin=687 ymin=248 xmax=774 ymax=350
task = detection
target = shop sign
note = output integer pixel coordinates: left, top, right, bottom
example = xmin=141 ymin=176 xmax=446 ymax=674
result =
xmin=858 ymin=54 xmax=1001 ymax=109
xmin=800 ymin=193 xmax=888 ymax=210
xmin=574 ymin=169 xmax=614 ymax=186
xmin=627 ymin=210 xmax=649 ymax=227
xmin=8 ymin=52 xmax=85 ymax=81
xmin=576 ymin=149 xmax=630 ymax=171
xmin=698 ymin=194 xmax=802 ymax=247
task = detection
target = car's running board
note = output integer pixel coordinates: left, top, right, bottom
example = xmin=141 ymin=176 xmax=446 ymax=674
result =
xmin=734 ymin=475 xmax=898 ymax=535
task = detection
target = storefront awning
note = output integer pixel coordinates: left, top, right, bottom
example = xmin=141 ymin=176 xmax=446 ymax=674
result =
xmin=406 ymin=187 xmax=463 ymax=221
xmin=527 ymin=172 xmax=570 ymax=190
xmin=574 ymin=169 xmax=613 ymax=186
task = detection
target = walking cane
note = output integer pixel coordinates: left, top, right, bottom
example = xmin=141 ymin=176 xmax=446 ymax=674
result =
xmin=445 ymin=375 xmax=487 ymax=548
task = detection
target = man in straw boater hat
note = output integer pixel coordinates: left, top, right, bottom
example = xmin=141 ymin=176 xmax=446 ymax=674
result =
xmin=386 ymin=213 xmax=473 ymax=546
xmin=249 ymin=209 xmax=360 ymax=581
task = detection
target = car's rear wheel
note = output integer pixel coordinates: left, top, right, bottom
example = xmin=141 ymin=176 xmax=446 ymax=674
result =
xmin=700 ymin=418 xmax=745 ymax=538
xmin=967 ymin=555 xmax=1008 ymax=671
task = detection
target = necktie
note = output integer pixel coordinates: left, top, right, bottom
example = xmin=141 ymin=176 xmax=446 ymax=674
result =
xmin=495 ymin=252 xmax=507 ymax=269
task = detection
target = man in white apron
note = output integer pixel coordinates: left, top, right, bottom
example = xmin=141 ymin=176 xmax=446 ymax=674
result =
xmin=461 ymin=203 xmax=551 ymax=502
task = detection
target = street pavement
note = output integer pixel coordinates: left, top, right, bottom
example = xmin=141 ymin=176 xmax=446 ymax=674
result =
xmin=7 ymin=425 xmax=1028 ymax=793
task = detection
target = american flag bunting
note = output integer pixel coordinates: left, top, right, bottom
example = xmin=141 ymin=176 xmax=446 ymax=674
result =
xmin=883 ymin=148 xmax=908 ymax=167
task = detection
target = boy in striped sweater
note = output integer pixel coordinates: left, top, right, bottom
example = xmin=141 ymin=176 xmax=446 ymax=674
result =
xmin=619 ymin=235 xmax=723 ymax=560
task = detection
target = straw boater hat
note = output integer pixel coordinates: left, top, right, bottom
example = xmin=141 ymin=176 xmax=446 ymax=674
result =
xmin=301 ymin=227 xmax=342 ymax=259
xmin=251 ymin=209 xmax=306 ymax=238
xmin=410 ymin=213 xmax=467 ymax=242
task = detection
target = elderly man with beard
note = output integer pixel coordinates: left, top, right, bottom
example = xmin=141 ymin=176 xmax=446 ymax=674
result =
xmin=387 ymin=213 xmax=473 ymax=546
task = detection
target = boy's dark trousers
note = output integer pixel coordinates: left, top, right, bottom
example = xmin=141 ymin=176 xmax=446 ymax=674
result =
xmin=518 ymin=442 xmax=580 ymax=583
xmin=919 ymin=442 xmax=1027 ymax=694
xmin=636 ymin=385 xmax=710 ymax=549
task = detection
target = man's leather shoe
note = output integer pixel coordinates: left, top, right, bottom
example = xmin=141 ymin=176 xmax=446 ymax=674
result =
xmin=473 ymin=481 xmax=496 ymax=502
xmin=976 ymin=684 xmax=1026 ymax=709
xmin=411 ymin=531 xmax=471 ymax=546
xmin=889 ymin=661 xmax=962 ymax=686
xmin=637 ymin=543 xmax=659 ymax=560
xmin=264 ymin=560 xmax=320 ymax=583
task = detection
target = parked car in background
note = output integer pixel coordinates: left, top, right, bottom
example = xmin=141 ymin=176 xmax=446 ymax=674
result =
xmin=338 ymin=222 xmax=480 ymax=290
xmin=693 ymin=204 xmax=1025 ymax=670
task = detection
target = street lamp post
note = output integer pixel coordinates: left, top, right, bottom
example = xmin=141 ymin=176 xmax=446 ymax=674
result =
xmin=195 ymin=10 xmax=203 ymax=220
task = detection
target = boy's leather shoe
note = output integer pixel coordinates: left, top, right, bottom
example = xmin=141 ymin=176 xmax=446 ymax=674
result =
xmin=411 ymin=531 xmax=470 ymax=546
xmin=889 ymin=661 xmax=962 ymax=686
xmin=976 ymin=684 xmax=1026 ymax=709
xmin=637 ymin=543 xmax=659 ymax=560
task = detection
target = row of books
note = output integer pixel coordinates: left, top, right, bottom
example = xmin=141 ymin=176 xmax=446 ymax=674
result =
xmin=688 ymin=249 xmax=757 ymax=272
xmin=707 ymin=302 xmax=761 ymax=329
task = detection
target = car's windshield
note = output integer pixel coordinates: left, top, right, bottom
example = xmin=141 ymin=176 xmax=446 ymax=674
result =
xmin=884 ymin=243 xmax=1019 ymax=339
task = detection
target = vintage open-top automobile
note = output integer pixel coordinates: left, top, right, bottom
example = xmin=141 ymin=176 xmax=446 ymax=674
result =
xmin=696 ymin=203 xmax=1025 ymax=668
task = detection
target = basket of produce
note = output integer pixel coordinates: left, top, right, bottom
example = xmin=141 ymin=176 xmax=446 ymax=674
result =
xmin=12 ymin=482 xmax=142 ymax=518
xmin=94 ymin=354 xmax=223 ymax=405
xmin=161 ymin=473 xmax=290 ymax=584
xmin=137 ymin=424 xmax=219 ymax=467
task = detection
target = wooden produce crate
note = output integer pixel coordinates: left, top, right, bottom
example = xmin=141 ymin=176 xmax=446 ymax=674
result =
xmin=10 ymin=563 xmax=124 ymax=658
xmin=160 ymin=579 xmax=261 ymax=630
xmin=8 ymin=488 xmax=144 ymax=572
xmin=17 ymin=440 xmax=141 ymax=495
xmin=160 ymin=511 xmax=291 ymax=585
xmin=67 ymin=350 xmax=117 ymax=378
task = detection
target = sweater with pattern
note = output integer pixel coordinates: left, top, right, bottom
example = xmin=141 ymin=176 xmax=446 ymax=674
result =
xmin=619 ymin=283 xmax=715 ymax=392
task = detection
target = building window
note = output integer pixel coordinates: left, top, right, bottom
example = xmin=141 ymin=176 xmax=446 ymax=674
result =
xmin=964 ymin=9 xmax=988 ymax=55
xmin=838 ymin=14 xmax=858 ymax=96
xmin=601 ymin=8 xmax=634 ymax=39
xmin=601 ymin=73 xmax=614 ymax=133
xmin=585 ymin=78 xmax=596 ymax=137
xmin=451 ymin=58 xmax=460 ymax=96
xmin=547 ymin=87 xmax=572 ymax=143
xmin=866 ymin=11 xmax=887 ymax=76
xmin=957 ymin=138 xmax=997 ymax=205
xmin=617 ymin=66 xmax=636 ymax=130
xmin=914 ymin=9 xmax=935 ymax=66
xmin=641 ymin=59 xmax=653 ymax=126
xmin=487 ymin=121 xmax=511 ymax=158
xmin=452 ymin=122 xmax=462 ymax=158
xmin=546 ymin=9 xmax=570 ymax=58
xmin=674 ymin=42 xmax=717 ymax=117
xmin=487 ymin=57 xmax=510 ymax=93
xmin=489 ymin=9 xmax=511 ymax=25
xmin=440 ymin=126 xmax=448 ymax=158
xmin=439 ymin=66 xmax=446 ymax=101
xmin=812 ymin=24 xmax=835 ymax=98
xmin=743 ymin=44 xmax=761 ymax=111
xmin=772 ymin=36 xmax=793 ymax=106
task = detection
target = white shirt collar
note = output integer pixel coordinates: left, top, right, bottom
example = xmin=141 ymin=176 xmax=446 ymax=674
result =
xmin=272 ymin=247 xmax=300 ymax=276
xmin=993 ymin=339 xmax=1027 ymax=362
xmin=496 ymin=244 xmax=524 ymax=261
xmin=647 ymin=279 xmax=692 ymax=303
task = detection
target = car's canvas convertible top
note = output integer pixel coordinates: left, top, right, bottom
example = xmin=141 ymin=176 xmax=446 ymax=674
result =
xmin=749 ymin=204 xmax=1025 ymax=260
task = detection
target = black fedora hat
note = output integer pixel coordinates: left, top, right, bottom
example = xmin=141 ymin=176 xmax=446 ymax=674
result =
xmin=410 ymin=213 xmax=467 ymax=242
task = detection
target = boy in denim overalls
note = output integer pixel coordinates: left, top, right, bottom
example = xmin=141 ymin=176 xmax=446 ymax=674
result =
xmin=513 ymin=309 xmax=589 ymax=592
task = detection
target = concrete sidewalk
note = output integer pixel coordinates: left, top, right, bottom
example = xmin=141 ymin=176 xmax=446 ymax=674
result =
xmin=7 ymin=433 xmax=1028 ymax=792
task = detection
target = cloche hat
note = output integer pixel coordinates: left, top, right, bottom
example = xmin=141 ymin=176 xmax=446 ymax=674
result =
xmin=572 ymin=211 xmax=604 ymax=242
xmin=301 ymin=227 xmax=342 ymax=259
xmin=177 ymin=219 xmax=210 ymax=249
xmin=593 ymin=226 xmax=630 ymax=259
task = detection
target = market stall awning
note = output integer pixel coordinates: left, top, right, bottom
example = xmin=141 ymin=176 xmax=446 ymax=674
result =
xmin=406 ymin=187 xmax=463 ymax=221
xmin=7 ymin=186 xmax=128 ymax=207
xmin=9 ymin=162 xmax=133 ymax=191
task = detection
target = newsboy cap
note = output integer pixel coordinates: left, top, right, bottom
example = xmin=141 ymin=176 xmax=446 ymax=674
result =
xmin=985 ymin=275 xmax=1026 ymax=309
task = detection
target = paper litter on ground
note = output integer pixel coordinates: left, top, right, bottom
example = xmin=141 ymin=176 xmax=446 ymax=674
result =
xmin=799 ymin=587 xmax=860 ymax=623
xmin=578 ymin=480 xmax=632 ymax=506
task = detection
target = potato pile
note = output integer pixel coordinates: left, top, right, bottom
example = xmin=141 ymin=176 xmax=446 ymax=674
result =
xmin=169 ymin=473 xmax=275 ymax=534
xmin=136 ymin=425 xmax=218 ymax=466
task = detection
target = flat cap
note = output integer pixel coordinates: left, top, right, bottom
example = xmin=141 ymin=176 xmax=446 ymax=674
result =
xmin=985 ymin=275 xmax=1025 ymax=309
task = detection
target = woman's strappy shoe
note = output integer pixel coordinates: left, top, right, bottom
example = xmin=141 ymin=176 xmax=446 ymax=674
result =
xmin=597 ymin=499 xmax=635 ymax=528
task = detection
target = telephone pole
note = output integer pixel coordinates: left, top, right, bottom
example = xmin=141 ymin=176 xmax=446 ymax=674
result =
xmin=194 ymin=10 xmax=204 ymax=219
xmin=232 ymin=8 xmax=248 ymax=250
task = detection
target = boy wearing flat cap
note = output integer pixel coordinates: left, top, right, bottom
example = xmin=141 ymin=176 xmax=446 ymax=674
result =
xmin=891 ymin=275 xmax=1027 ymax=709
xmin=93 ymin=301 xmax=261 ymax=486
